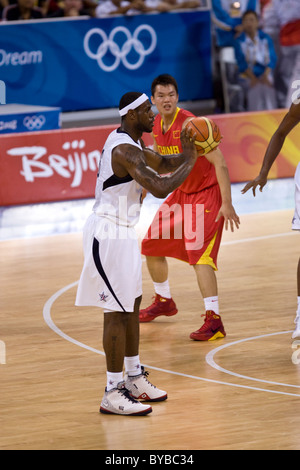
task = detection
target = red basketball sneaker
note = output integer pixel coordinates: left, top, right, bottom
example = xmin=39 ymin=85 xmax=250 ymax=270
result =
xmin=190 ymin=311 xmax=226 ymax=341
xmin=139 ymin=294 xmax=178 ymax=323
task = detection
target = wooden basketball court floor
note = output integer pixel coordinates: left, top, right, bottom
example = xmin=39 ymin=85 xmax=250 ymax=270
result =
xmin=1 ymin=205 xmax=300 ymax=450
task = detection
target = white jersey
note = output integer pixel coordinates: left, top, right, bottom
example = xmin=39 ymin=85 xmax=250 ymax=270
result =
xmin=76 ymin=128 xmax=144 ymax=312
xmin=93 ymin=128 xmax=143 ymax=227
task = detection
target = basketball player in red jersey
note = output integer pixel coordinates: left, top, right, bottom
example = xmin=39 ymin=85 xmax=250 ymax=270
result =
xmin=140 ymin=74 xmax=240 ymax=341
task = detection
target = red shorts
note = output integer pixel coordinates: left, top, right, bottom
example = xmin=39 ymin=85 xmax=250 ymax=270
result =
xmin=141 ymin=185 xmax=224 ymax=269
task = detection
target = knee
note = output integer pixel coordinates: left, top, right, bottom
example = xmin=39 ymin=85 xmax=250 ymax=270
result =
xmin=104 ymin=311 xmax=129 ymax=329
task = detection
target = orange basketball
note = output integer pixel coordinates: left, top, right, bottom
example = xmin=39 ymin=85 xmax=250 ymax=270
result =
xmin=186 ymin=117 xmax=222 ymax=155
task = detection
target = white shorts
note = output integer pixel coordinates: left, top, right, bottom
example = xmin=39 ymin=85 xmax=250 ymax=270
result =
xmin=75 ymin=213 xmax=142 ymax=312
xmin=292 ymin=163 xmax=300 ymax=231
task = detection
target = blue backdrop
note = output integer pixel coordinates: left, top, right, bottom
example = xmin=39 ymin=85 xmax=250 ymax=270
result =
xmin=0 ymin=12 xmax=213 ymax=111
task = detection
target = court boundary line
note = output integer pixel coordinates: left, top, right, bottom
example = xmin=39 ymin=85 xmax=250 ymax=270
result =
xmin=43 ymin=304 xmax=300 ymax=397
xmin=205 ymin=332 xmax=298 ymax=389
xmin=43 ymin=288 xmax=300 ymax=397
xmin=222 ymin=231 xmax=297 ymax=246
xmin=42 ymin=230 xmax=300 ymax=398
xmin=43 ymin=281 xmax=105 ymax=357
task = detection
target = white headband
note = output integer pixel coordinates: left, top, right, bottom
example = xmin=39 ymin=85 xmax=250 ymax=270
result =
xmin=119 ymin=93 xmax=149 ymax=117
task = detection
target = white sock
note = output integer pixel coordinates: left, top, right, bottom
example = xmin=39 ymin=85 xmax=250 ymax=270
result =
xmin=154 ymin=280 xmax=171 ymax=299
xmin=106 ymin=371 xmax=123 ymax=391
xmin=204 ymin=296 xmax=219 ymax=316
xmin=125 ymin=355 xmax=142 ymax=377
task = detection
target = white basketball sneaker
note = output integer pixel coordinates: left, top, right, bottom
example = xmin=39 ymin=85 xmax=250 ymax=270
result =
xmin=292 ymin=314 xmax=300 ymax=340
xmin=125 ymin=367 xmax=168 ymax=402
xmin=100 ymin=382 xmax=152 ymax=416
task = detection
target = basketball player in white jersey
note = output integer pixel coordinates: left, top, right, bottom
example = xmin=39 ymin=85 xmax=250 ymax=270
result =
xmin=76 ymin=92 xmax=199 ymax=416
xmin=242 ymin=99 xmax=300 ymax=341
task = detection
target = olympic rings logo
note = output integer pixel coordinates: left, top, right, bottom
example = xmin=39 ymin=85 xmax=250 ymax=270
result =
xmin=23 ymin=115 xmax=46 ymax=130
xmin=83 ymin=25 xmax=157 ymax=72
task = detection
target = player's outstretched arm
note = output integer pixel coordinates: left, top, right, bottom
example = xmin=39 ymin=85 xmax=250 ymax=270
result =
xmin=241 ymin=174 xmax=268 ymax=197
xmin=242 ymin=102 xmax=300 ymax=196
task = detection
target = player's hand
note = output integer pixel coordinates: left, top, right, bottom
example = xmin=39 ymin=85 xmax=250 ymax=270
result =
xmin=180 ymin=126 xmax=197 ymax=159
xmin=216 ymin=203 xmax=240 ymax=232
xmin=241 ymin=174 xmax=268 ymax=196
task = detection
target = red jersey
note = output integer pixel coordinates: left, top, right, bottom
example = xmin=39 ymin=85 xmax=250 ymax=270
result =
xmin=152 ymin=107 xmax=218 ymax=194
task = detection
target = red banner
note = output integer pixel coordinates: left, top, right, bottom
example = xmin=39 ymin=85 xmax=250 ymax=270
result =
xmin=0 ymin=110 xmax=299 ymax=206
xmin=0 ymin=126 xmax=116 ymax=206
xmin=211 ymin=109 xmax=300 ymax=183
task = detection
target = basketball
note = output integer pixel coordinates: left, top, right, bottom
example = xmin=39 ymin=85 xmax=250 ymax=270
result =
xmin=186 ymin=117 xmax=222 ymax=155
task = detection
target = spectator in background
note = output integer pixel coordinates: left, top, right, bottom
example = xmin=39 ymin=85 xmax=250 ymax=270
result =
xmin=41 ymin=0 xmax=97 ymax=16
xmin=95 ymin=0 xmax=201 ymax=16
xmin=262 ymin=0 xmax=300 ymax=108
xmin=163 ymin=0 xmax=202 ymax=10
xmin=49 ymin=0 xmax=91 ymax=16
xmin=234 ymin=9 xmax=277 ymax=111
xmin=156 ymin=0 xmax=202 ymax=10
xmin=95 ymin=0 xmax=149 ymax=16
xmin=211 ymin=0 xmax=260 ymax=48
xmin=42 ymin=0 xmax=69 ymax=16
xmin=260 ymin=0 xmax=271 ymax=10
xmin=2 ymin=0 xmax=44 ymax=19
xmin=0 ymin=0 xmax=12 ymax=19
